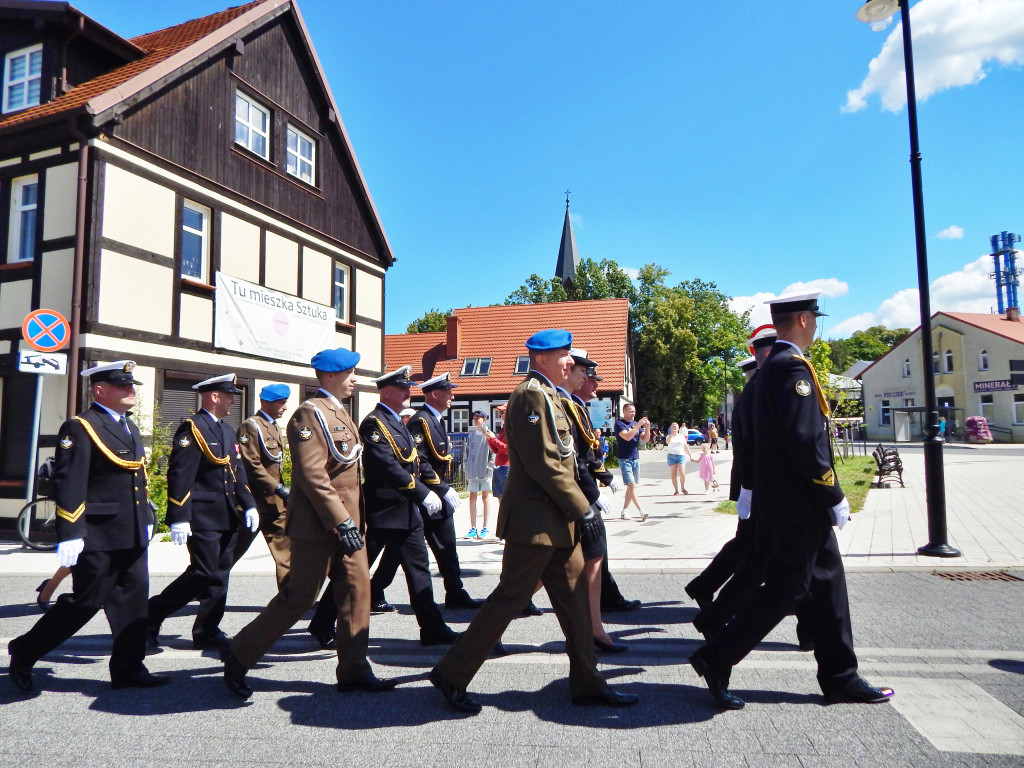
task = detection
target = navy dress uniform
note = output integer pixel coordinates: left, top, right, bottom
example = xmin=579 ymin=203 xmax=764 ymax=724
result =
xmin=8 ymin=361 xmax=168 ymax=692
xmin=232 ymin=383 xmax=292 ymax=587
xmin=430 ymin=329 xmax=638 ymax=713
xmin=373 ymin=372 xmax=479 ymax=610
xmin=221 ymin=348 xmax=393 ymax=699
xmin=148 ymin=374 xmax=258 ymax=649
xmin=691 ymin=293 xmax=893 ymax=709
xmin=361 ymin=367 xmax=456 ymax=644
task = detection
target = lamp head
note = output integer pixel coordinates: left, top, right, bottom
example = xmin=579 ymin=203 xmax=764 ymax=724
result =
xmin=857 ymin=0 xmax=899 ymax=26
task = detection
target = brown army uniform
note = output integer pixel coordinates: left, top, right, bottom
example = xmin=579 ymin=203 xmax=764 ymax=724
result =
xmin=229 ymin=390 xmax=372 ymax=683
xmin=433 ymin=371 xmax=606 ymax=697
xmin=232 ymin=411 xmax=290 ymax=586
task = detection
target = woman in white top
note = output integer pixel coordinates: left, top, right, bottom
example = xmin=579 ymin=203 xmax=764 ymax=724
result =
xmin=666 ymin=422 xmax=693 ymax=495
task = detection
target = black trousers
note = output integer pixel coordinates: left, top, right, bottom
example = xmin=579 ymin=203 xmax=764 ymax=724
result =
xmin=148 ymin=528 xmax=238 ymax=640
xmin=371 ymin=512 xmax=465 ymax=600
xmin=687 ymin=516 xmax=755 ymax=599
xmin=362 ymin=523 xmax=448 ymax=635
xmin=704 ymin=520 xmax=859 ymax=694
xmin=13 ymin=546 xmax=149 ymax=681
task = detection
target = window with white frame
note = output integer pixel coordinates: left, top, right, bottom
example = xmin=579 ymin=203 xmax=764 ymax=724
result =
xmin=880 ymin=399 xmax=891 ymax=426
xmin=979 ymin=394 xmax=994 ymax=423
xmin=180 ymin=201 xmax=210 ymax=281
xmin=234 ymin=90 xmax=270 ymax=159
xmin=932 ymin=351 xmax=940 ymax=374
xmin=449 ymin=408 xmax=469 ymax=433
xmin=3 ymin=45 xmax=42 ymax=114
xmin=902 ymin=358 xmax=911 ymax=378
xmin=7 ymin=175 xmax=38 ymax=262
xmin=514 ymin=356 xmax=529 ymax=375
xmin=904 ymin=398 xmax=915 ymax=408
xmin=333 ymin=262 xmax=349 ymax=322
xmin=286 ymin=125 xmax=315 ymax=184
xmin=944 ymin=349 xmax=954 ymax=373
xmin=979 ymin=349 xmax=989 ymax=371
xmin=1014 ymin=394 xmax=1024 ymax=424
xmin=461 ymin=358 xmax=492 ymax=376
xmin=491 ymin=405 xmax=505 ymax=430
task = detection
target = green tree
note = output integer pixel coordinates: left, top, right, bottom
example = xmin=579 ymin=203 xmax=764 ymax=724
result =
xmin=406 ymin=308 xmax=451 ymax=333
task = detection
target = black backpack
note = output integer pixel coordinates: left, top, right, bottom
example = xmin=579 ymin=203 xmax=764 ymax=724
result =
xmin=36 ymin=456 xmax=56 ymax=499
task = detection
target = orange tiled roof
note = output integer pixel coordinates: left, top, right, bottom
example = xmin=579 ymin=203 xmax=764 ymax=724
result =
xmin=385 ymin=298 xmax=631 ymax=397
xmin=0 ymin=1 xmax=264 ymax=132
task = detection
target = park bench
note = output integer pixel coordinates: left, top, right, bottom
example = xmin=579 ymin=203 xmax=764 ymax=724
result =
xmin=872 ymin=444 xmax=904 ymax=487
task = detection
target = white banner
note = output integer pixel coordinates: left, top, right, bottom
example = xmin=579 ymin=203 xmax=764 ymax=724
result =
xmin=214 ymin=272 xmax=335 ymax=365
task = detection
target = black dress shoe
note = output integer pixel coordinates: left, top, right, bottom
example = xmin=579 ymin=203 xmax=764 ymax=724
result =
xmin=336 ymin=673 xmax=397 ymax=693
xmin=146 ymin=626 xmax=161 ymax=650
xmin=519 ymin=601 xmax=543 ymax=617
xmin=602 ymin=598 xmax=641 ymax=612
xmin=308 ymin=624 xmax=336 ymax=650
xmin=220 ymin=646 xmax=252 ymax=700
xmin=825 ymin=677 xmax=894 ymax=704
xmin=571 ymin=685 xmax=639 ymax=707
xmin=192 ymin=631 xmax=229 ymax=650
xmin=371 ymin=599 xmax=396 ymax=614
xmin=444 ymin=592 xmax=484 ymax=609
xmin=35 ymin=580 xmax=50 ymax=612
xmin=689 ymin=648 xmax=744 ymax=710
xmin=429 ymin=668 xmax=481 ymax=713
xmin=594 ymin=637 xmax=629 ymax=653
xmin=111 ymin=669 xmax=171 ymax=689
xmin=685 ymin=584 xmax=712 ymax=614
xmin=798 ymin=640 xmax=815 ymax=652
xmin=7 ymin=640 xmax=33 ymax=693
xmin=420 ymin=627 xmax=460 ymax=647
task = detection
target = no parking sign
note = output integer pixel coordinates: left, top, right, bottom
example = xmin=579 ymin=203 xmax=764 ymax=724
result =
xmin=22 ymin=309 xmax=70 ymax=352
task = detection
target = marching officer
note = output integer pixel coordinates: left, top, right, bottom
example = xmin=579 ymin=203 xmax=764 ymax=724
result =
xmin=429 ymin=329 xmax=639 ymax=713
xmin=148 ymin=373 xmax=258 ymax=649
xmin=372 ymin=372 xmax=480 ymax=611
xmin=8 ymin=361 xmax=168 ymax=692
xmin=361 ymin=366 xmax=458 ymax=646
xmin=690 ymin=292 xmax=894 ymax=709
xmin=232 ymin=383 xmax=292 ymax=587
xmin=220 ymin=348 xmax=393 ymax=698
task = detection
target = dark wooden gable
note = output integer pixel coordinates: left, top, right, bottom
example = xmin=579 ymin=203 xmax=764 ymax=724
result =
xmin=107 ymin=8 xmax=388 ymax=265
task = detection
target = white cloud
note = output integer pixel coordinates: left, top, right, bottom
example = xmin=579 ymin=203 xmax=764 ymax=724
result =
xmin=729 ymin=279 xmax=849 ymax=329
xmin=622 ymin=266 xmax=640 ymax=280
xmin=937 ymin=225 xmax=964 ymax=239
xmin=570 ymin=212 xmax=583 ymax=228
xmin=843 ymin=0 xmax=1024 ymax=114
xmin=826 ymin=254 xmax=999 ymax=336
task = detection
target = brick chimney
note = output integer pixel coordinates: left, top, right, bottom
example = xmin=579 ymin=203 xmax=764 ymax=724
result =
xmin=1007 ymin=307 xmax=1020 ymax=322
xmin=446 ymin=314 xmax=461 ymax=358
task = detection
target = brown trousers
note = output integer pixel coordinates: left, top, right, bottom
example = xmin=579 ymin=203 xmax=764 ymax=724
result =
xmin=232 ymin=500 xmax=291 ymax=588
xmin=230 ymin=537 xmax=371 ymax=683
xmin=433 ymin=540 xmax=605 ymax=697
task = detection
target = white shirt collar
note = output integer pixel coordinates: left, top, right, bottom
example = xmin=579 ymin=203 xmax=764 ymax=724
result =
xmin=378 ymin=401 xmax=403 ymax=421
xmin=777 ymin=340 xmax=804 ymax=355
xmin=201 ymin=408 xmax=219 ymax=423
xmin=317 ymin=388 xmax=344 ymax=410
xmin=529 ymin=369 xmax=555 ymax=388
xmin=93 ymin=402 xmax=124 ymax=422
xmin=424 ymin=402 xmax=444 ymax=420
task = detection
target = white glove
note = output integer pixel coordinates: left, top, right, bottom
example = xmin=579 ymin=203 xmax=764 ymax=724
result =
xmin=170 ymin=521 xmax=192 ymax=545
xmin=608 ymin=476 xmax=622 ymax=493
xmin=829 ymin=497 xmax=851 ymax=530
xmin=595 ymin=496 xmax=611 ymax=517
xmin=146 ymin=525 xmax=153 ymax=541
xmin=422 ymin=491 xmax=443 ymax=518
xmin=244 ymin=508 xmax=259 ymax=532
xmin=57 ymin=538 xmax=85 ymax=568
xmin=443 ymin=487 xmax=461 ymax=511
xmin=737 ymin=487 xmax=752 ymax=520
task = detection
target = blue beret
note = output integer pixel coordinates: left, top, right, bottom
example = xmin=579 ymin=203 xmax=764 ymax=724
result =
xmin=259 ymin=383 xmax=290 ymax=402
xmin=311 ymin=347 xmax=360 ymax=372
xmin=525 ymin=328 xmax=572 ymax=351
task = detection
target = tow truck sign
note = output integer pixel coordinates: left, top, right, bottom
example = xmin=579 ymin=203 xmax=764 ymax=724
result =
xmin=18 ymin=350 xmax=68 ymax=375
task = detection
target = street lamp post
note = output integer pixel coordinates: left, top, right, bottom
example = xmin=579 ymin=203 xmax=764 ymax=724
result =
xmin=857 ymin=0 xmax=959 ymax=556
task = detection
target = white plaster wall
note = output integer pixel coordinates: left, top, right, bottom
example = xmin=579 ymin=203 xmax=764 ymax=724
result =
xmin=354 ymin=323 xmax=382 ymax=372
xmin=42 ymin=163 xmax=78 ymax=241
xmin=178 ymin=293 xmax=213 ymax=342
xmin=101 ymin=164 xmax=176 ymax=257
xmin=219 ymin=213 xmax=260 ymax=283
xmin=333 ymin=327 xmax=354 ymax=351
xmin=355 ymin=269 xmax=383 ymax=321
xmin=39 ymin=248 xmax=74 ymax=317
xmin=37 ymin=365 xmax=69 ymax=435
xmin=302 ymin=247 xmax=332 ymax=306
xmin=264 ymin=231 xmax=298 ymax=295
xmin=132 ymin=365 xmax=157 ymax=439
xmin=0 ymin=279 xmax=32 ymax=328
xmin=356 ymin=389 xmax=380 ymax=423
xmin=96 ymin=250 xmax=173 ymax=334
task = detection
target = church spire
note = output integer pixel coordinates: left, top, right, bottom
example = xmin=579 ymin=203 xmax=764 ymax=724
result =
xmin=555 ymin=190 xmax=579 ymax=291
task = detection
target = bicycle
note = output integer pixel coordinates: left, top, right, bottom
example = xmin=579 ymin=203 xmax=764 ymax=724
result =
xmin=17 ymin=496 xmax=59 ymax=551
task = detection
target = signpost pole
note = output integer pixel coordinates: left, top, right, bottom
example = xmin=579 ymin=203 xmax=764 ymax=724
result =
xmin=25 ymin=374 xmax=43 ymax=505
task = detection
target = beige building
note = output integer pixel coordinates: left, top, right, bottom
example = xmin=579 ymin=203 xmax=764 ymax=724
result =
xmin=859 ymin=312 xmax=1024 ymax=443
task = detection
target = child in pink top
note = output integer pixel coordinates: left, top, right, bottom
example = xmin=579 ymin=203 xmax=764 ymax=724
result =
xmin=697 ymin=443 xmax=717 ymax=492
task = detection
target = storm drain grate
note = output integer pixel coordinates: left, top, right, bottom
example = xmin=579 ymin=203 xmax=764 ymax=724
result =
xmin=934 ymin=571 xmax=1024 ymax=582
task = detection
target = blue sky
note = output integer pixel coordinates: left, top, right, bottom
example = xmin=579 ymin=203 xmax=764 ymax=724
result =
xmin=83 ymin=0 xmax=1024 ymax=337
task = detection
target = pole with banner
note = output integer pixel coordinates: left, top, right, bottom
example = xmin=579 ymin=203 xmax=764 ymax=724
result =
xmin=20 ymin=309 xmax=70 ymax=504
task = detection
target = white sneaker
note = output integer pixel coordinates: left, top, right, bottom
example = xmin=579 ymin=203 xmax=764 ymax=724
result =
xmin=639 ymin=509 xmax=649 ymax=522
xmin=620 ymin=509 xmax=632 ymax=520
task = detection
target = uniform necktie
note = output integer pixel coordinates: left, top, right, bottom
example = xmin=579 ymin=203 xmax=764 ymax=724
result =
xmin=119 ymin=415 xmax=131 ymax=435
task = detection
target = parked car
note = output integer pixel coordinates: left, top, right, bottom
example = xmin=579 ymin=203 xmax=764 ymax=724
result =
xmin=687 ymin=429 xmax=704 ymax=445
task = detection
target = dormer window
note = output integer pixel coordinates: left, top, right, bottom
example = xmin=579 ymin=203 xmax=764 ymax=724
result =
xmin=3 ymin=44 xmax=43 ymax=114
